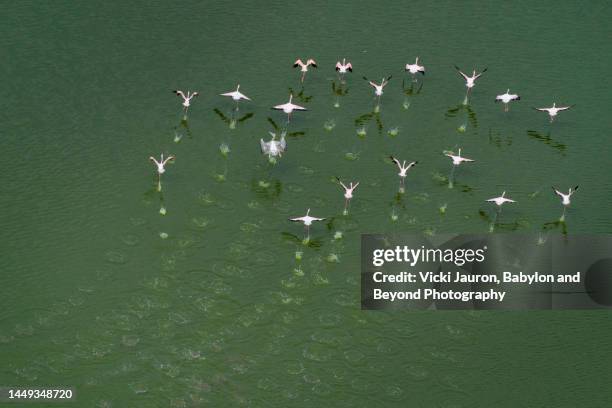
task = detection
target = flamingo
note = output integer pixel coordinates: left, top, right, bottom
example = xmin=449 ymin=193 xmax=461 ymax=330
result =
xmin=173 ymin=90 xmax=199 ymax=113
xmin=534 ymin=103 xmax=574 ymax=123
xmin=290 ymin=208 xmax=325 ymax=241
xmin=272 ymin=94 xmax=306 ymax=123
xmin=495 ymin=89 xmax=520 ymax=112
xmin=293 ymin=58 xmax=317 ymax=83
xmin=336 ymin=177 xmax=359 ymax=215
xmin=149 ymin=154 xmax=175 ymax=192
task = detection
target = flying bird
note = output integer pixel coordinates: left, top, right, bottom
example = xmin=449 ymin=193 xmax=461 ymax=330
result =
xmin=272 ymin=94 xmax=306 ymax=123
xmin=294 ymin=58 xmax=317 ymax=82
xmin=364 ymin=75 xmax=392 ymax=105
xmin=390 ymin=156 xmax=417 ymax=192
xmin=405 ymin=57 xmax=425 ymax=80
xmin=533 ymin=103 xmax=574 ymax=122
xmin=173 ymin=90 xmax=199 ymax=113
xmin=260 ymin=131 xmax=287 ymax=159
xmin=335 ymin=58 xmax=353 ymax=74
xmin=445 ymin=148 xmax=474 ymax=166
xmin=149 ymin=153 xmax=175 ymax=192
xmin=289 ymin=208 xmax=325 ymax=241
xmin=220 ymin=84 xmax=251 ymax=101
xmin=486 ymin=191 xmax=516 ymax=207
xmin=454 ymin=66 xmax=487 ymax=92
xmin=552 ymin=185 xmax=579 ymax=207
xmin=336 ymin=177 xmax=359 ymax=215
xmin=495 ymin=89 xmax=520 ymax=112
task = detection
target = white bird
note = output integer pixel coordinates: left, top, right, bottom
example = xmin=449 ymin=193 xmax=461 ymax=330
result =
xmin=335 ymin=58 xmax=353 ymax=74
xmin=553 ymin=185 xmax=578 ymax=207
xmin=272 ymin=93 xmax=307 ymax=123
xmin=173 ymin=90 xmax=199 ymax=113
xmin=293 ymin=58 xmax=317 ymax=82
xmin=445 ymin=148 xmax=475 ymax=166
xmin=336 ymin=177 xmax=359 ymax=215
xmin=405 ymin=57 xmax=425 ymax=80
xmin=289 ymin=208 xmax=325 ymax=241
xmin=495 ymin=89 xmax=520 ymax=112
xmin=260 ymin=131 xmax=287 ymax=160
xmin=486 ymin=191 xmax=516 ymax=207
xmin=220 ymin=84 xmax=251 ymax=103
xmin=390 ymin=156 xmax=417 ymax=192
xmin=454 ymin=66 xmax=487 ymax=92
xmin=364 ymin=76 xmax=392 ymax=96
xmin=149 ymin=153 xmax=175 ymax=191
xmin=534 ymin=103 xmax=574 ymax=123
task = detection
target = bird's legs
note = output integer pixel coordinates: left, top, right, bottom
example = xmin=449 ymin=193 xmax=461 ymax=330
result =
xmin=301 ymin=72 xmax=306 ymax=83
xmin=304 ymin=225 xmax=310 ymax=243
xmin=448 ymin=165 xmax=456 ymax=189
xmin=157 ymin=174 xmax=162 ymax=192
xmin=504 ymin=103 xmax=509 ymax=112
xmin=560 ymin=206 xmax=566 ymax=222
xmin=343 ymin=198 xmax=350 ymax=216
xmin=399 ymin=177 xmax=405 ymax=194
xmin=463 ymin=90 xmax=469 ymax=105
xmin=489 ymin=207 xmax=501 ymax=232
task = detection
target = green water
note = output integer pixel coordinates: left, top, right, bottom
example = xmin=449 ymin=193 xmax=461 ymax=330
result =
xmin=2 ymin=1 xmax=611 ymax=406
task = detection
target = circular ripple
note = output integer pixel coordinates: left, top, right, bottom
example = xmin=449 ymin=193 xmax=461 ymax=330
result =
xmin=303 ymin=343 xmax=333 ymax=362
xmin=105 ymin=251 xmax=127 ymax=264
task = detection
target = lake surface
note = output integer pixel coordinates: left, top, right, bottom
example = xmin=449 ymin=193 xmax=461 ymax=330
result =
xmin=1 ymin=1 xmax=611 ymax=406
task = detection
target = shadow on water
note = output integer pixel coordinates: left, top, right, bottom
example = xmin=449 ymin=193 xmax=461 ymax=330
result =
xmin=267 ymin=117 xmax=305 ymax=138
xmin=288 ymin=87 xmax=313 ymax=103
xmin=213 ymin=108 xmax=254 ymax=130
xmin=281 ymin=232 xmax=323 ymax=248
xmin=526 ymin=130 xmax=567 ymax=155
xmin=173 ymin=117 xmax=193 ymax=142
xmin=401 ymin=79 xmax=423 ymax=109
xmin=478 ymin=209 xmax=525 ymax=232
xmin=488 ymin=128 xmax=513 ymax=149
xmin=251 ymin=177 xmax=282 ymax=199
xmin=431 ymin=171 xmax=475 ymax=193
xmin=542 ymin=218 xmax=569 ymax=235
xmin=354 ymin=110 xmax=384 ymax=136
xmin=445 ymin=103 xmax=478 ymax=131
xmin=331 ymin=80 xmax=349 ymax=108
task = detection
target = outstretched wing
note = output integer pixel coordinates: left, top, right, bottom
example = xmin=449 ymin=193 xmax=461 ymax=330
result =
xmin=173 ymin=90 xmax=186 ymax=99
xmin=390 ymin=156 xmax=402 ymax=170
xmin=260 ymin=139 xmax=268 ymax=153
xmin=162 ymin=155 xmax=175 ymax=165
xmin=454 ymin=66 xmax=469 ymax=80
xmin=475 ymin=68 xmax=488 ymax=79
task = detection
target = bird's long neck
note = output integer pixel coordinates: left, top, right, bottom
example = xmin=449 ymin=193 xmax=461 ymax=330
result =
xmin=306 ymin=208 xmax=310 ymax=216
xmin=289 ymin=94 xmax=293 ymax=103
xmin=415 ymin=57 xmax=419 ymax=64
xmin=501 ymin=191 xmax=506 ymax=197
xmin=237 ymin=84 xmax=240 ymax=91
xmin=458 ymin=148 xmax=462 ymax=156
